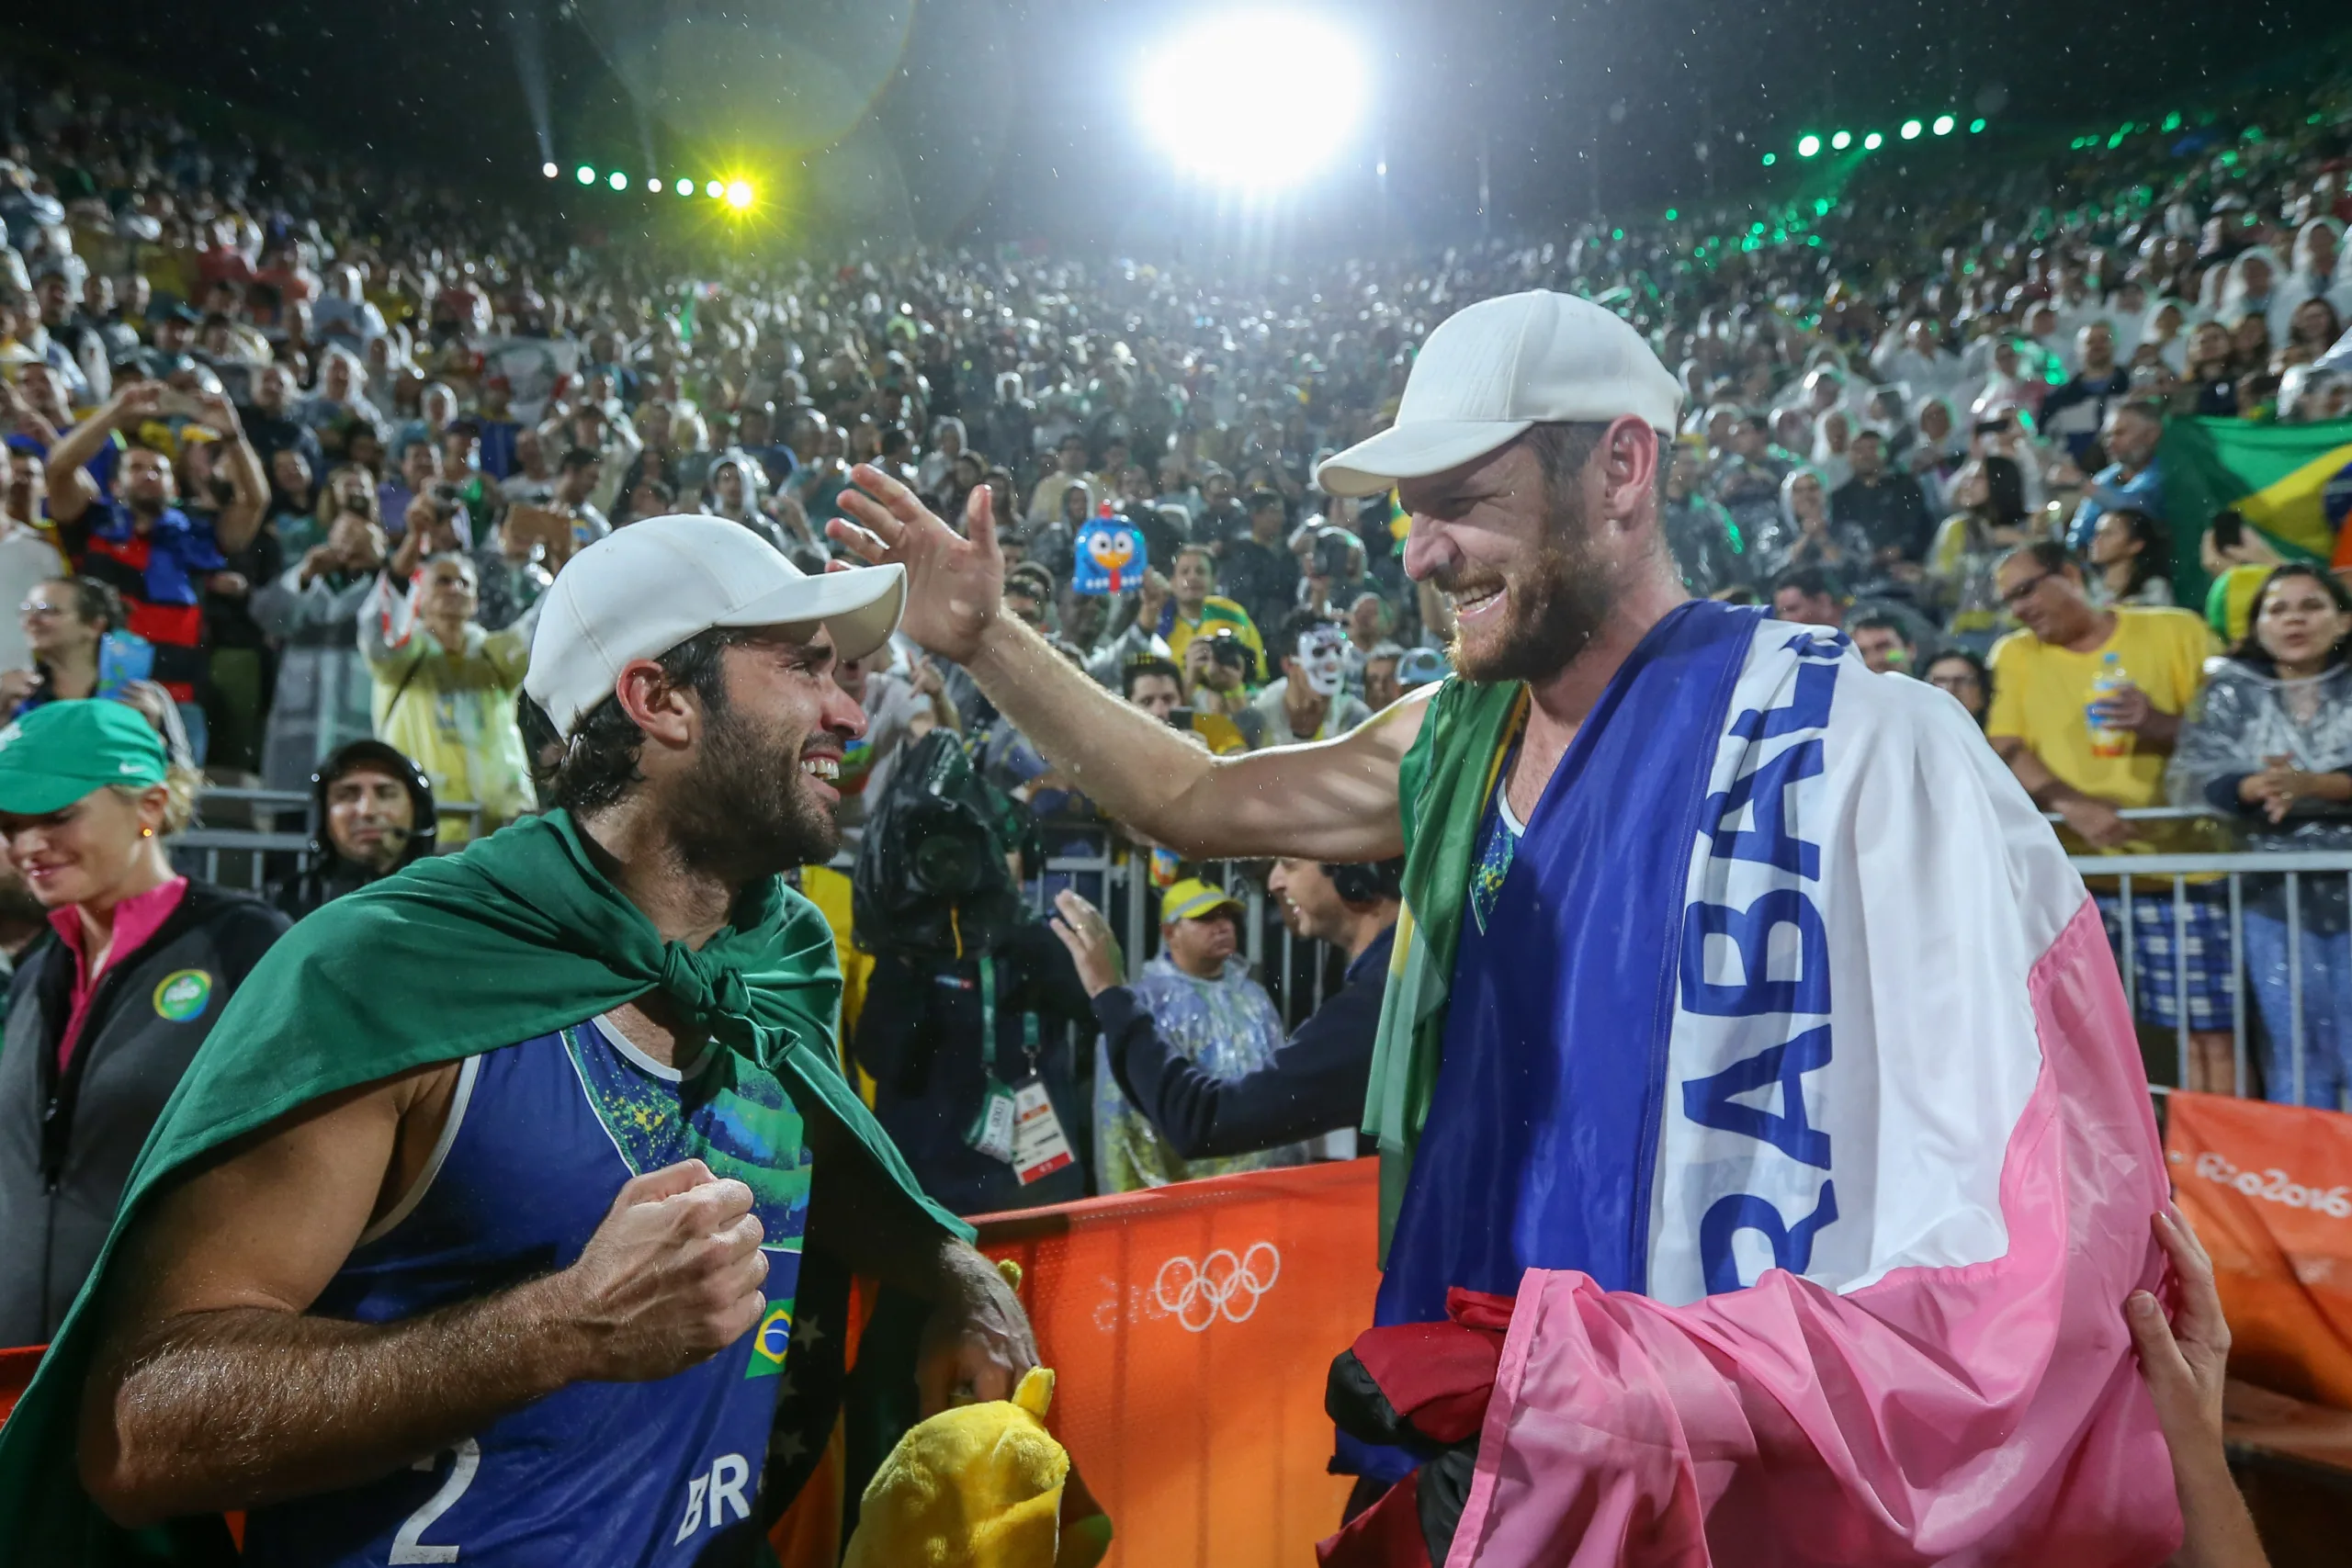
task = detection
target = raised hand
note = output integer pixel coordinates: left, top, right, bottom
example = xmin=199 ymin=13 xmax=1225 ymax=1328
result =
xmin=829 ymin=463 xmax=1004 ymax=665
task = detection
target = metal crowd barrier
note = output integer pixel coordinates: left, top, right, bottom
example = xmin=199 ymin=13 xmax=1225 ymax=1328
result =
xmin=2058 ymin=807 xmax=2352 ymax=1109
xmin=175 ymin=789 xmax=484 ymax=894
xmin=830 ymin=830 xmax=1343 ymax=1032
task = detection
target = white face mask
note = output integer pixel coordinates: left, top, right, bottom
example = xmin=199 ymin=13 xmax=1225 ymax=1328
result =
xmin=1296 ymin=629 xmax=1347 ymax=697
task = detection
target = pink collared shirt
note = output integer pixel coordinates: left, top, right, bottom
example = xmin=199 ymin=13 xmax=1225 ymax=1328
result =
xmin=50 ymin=876 xmax=188 ymax=1074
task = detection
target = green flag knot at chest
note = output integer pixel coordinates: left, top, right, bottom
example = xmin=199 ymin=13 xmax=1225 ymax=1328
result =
xmin=0 ymin=807 xmax=968 ymax=1563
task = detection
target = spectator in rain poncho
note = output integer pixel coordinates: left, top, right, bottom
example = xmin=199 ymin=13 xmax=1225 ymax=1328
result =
xmin=2136 ymin=298 xmax=2195 ymax=375
xmin=1092 ymin=880 xmax=1315 ymax=1193
xmin=2168 ymin=564 xmax=2352 ymax=1109
xmin=2276 ymin=219 xmax=2351 ymax=342
xmin=699 ymin=451 xmax=795 ymax=554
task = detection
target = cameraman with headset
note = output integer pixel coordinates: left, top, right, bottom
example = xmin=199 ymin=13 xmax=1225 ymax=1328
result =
xmin=1047 ymin=857 xmax=1400 ymax=1162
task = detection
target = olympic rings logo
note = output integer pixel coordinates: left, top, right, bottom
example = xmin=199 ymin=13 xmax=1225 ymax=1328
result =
xmin=1152 ymin=1243 xmax=1282 ymax=1332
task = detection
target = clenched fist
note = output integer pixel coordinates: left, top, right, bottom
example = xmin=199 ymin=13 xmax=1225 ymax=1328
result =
xmin=549 ymin=1159 xmax=768 ymax=1382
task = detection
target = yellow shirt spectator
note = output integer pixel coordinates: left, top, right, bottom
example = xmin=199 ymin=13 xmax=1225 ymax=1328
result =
xmin=1988 ymin=606 xmax=2217 ymax=809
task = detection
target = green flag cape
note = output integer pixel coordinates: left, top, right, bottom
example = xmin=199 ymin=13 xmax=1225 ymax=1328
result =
xmin=2157 ymin=415 xmax=2352 ymax=608
xmin=1362 ymin=675 xmax=1525 ymax=1254
xmin=0 ymin=808 xmax=969 ymax=1563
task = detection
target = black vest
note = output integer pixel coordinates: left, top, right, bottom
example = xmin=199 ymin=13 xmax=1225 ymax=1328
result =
xmin=0 ymin=881 xmax=287 ymax=1347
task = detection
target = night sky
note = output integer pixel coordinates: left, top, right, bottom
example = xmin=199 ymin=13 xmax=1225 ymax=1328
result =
xmin=9 ymin=0 xmax=2346 ymax=246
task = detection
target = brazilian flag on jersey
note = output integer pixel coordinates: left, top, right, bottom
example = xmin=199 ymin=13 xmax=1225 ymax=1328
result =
xmin=2159 ymin=416 xmax=2352 ymax=608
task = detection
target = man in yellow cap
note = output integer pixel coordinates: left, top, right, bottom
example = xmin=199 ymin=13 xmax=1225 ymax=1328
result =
xmin=1091 ymin=878 xmax=1309 ymax=1192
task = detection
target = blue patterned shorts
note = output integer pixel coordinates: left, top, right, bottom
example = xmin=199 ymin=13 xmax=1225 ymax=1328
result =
xmin=2095 ymin=889 xmax=2237 ymax=1032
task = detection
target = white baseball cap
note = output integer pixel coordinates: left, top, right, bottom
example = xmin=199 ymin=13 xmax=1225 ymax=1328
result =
xmin=526 ymin=513 xmax=906 ymax=738
xmin=1315 ymin=290 xmax=1683 ymax=498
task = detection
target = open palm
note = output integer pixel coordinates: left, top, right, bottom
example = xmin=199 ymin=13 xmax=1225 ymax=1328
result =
xmin=828 ymin=463 xmax=1005 ymax=665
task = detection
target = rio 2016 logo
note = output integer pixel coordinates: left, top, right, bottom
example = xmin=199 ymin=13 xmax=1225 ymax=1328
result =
xmin=1151 ymin=1243 xmax=1282 ymax=1332
xmin=153 ymin=969 xmax=214 ymax=1022
xmin=2190 ymin=1149 xmax=2352 ymax=1218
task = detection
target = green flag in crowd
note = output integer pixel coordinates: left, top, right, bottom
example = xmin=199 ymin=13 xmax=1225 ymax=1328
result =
xmin=2159 ymin=416 xmax=2352 ymax=609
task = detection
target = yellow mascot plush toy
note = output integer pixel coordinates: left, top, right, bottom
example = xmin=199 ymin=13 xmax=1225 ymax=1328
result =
xmin=844 ymin=1362 xmax=1110 ymax=1568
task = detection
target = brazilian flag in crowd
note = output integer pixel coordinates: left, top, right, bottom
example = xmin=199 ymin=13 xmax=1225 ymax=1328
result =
xmin=2161 ymin=417 xmax=2352 ymax=615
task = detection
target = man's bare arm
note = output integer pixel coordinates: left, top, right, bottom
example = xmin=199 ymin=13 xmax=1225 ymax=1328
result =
xmin=81 ymin=1073 xmax=765 ymax=1526
xmin=966 ymin=611 xmax=1421 ymax=860
xmin=803 ymin=1111 xmax=1035 ymax=1416
xmin=831 ymin=466 xmax=1419 ymax=862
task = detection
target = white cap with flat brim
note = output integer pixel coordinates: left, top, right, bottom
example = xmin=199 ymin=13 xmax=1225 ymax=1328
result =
xmin=526 ymin=513 xmax=906 ymax=738
xmin=1315 ymin=290 xmax=1684 ymax=499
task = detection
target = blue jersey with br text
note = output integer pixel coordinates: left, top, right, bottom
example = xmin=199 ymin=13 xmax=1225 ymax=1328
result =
xmin=242 ymin=1017 xmax=812 ymax=1568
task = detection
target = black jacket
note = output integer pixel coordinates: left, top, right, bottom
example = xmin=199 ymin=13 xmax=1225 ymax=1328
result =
xmin=0 ymin=881 xmax=288 ymax=1346
xmin=1097 ymin=924 xmax=1393 ymax=1161
xmin=854 ymin=921 xmax=1096 ymax=1215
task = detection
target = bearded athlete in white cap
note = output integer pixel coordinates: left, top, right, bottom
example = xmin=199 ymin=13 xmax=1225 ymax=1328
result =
xmin=31 ymin=516 xmax=1034 ymax=1568
xmin=831 ymin=292 xmax=2185 ymax=1566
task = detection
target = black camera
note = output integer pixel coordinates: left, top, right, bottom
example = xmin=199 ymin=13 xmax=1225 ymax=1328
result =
xmin=852 ymin=730 xmax=1023 ymax=959
xmin=1310 ymin=527 xmax=1355 ymax=581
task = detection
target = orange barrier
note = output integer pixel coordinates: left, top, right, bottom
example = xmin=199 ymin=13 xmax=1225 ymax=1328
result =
xmin=2167 ymin=1092 xmax=2352 ymax=1407
xmin=973 ymin=1156 xmax=1383 ymax=1567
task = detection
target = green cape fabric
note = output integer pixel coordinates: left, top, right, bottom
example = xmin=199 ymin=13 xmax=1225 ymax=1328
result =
xmin=0 ymin=808 xmax=969 ymax=1562
xmin=1362 ymin=676 xmax=1525 ymax=1255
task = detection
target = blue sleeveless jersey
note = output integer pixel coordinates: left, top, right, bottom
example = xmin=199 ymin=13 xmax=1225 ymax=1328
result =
xmin=243 ymin=1018 xmax=813 ymax=1568
xmin=1344 ymin=601 xmax=1762 ymax=1483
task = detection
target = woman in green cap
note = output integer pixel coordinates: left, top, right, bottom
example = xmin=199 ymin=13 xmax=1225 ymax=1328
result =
xmin=0 ymin=699 xmax=288 ymax=1348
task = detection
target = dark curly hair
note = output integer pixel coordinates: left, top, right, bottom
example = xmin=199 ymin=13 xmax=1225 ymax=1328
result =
xmin=537 ymin=626 xmax=756 ymax=815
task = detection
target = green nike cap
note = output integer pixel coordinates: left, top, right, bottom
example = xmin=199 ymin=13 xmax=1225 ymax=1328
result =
xmin=0 ymin=700 xmax=170 ymax=816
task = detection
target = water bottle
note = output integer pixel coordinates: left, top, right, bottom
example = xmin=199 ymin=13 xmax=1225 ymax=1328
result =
xmin=2086 ymin=652 xmax=2133 ymax=760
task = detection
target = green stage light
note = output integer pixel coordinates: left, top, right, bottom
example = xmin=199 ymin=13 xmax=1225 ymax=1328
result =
xmin=1900 ymin=119 xmax=1922 ymax=140
xmin=675 ymin=178 xmax=693 ymax=196
xmin=1761 ymin=152 xmax=1776 ymax=165
xmin=1969 ymin=118 xmax=1986 ymax=133
xmin=1830 ymin=130 xmax=1852 ymax=151
xmin=1932 ymin=114 xmax=1955 ymax=136
xmin=1665 ymin=208 xmax=1679 ymax=220
xmin=607 ymin=170 xmax=628 ymax=190
xmin=575 ymin=165 xmax=595 ymax=185
xmin=1862 ymin=131 xmax=1883 ymax=150
xmin=1796 ymin=134 xmax=1822 ymax=158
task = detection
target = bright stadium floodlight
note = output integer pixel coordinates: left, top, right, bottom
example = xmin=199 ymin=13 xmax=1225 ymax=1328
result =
xmin=575 ymin=164 xmax=595 ymax=185
xmin=724 ymin=179 xmax=755 ymax=210
xmin=542 ymin=161 xmax=559 ymax=178
xmin=1138 ymin=14 xmax=1364 ymax=187
xmin=607 ymin=170 xmax=628 ymax=190
xmin=675 ymin=178 xmax=694 ymax=196
xmin=706 ymin=179 xmax=725 ymax=198
xmin=647 ymin=176 xmax=662 ymax=192
xmin=1862 ymin=130 xmax=1883 ymax=150
xmin=1796 ymin=134 xmax=1822 ymax=158
xmin=1900 ymin=119 xmax=1922 ymax=140
xmin=1932 ymin=114 xmax=1956 ymax=136
xmin=1830 ymin=130 xmax=1852 ymax=151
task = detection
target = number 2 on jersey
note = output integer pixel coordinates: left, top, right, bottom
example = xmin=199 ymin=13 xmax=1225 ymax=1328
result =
xmin=390 ymin=1439 xmax=480 ymax=1564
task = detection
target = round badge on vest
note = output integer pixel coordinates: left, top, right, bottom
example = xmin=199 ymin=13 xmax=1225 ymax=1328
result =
xmin=153 ymin=969 xmax=215 ymax=1022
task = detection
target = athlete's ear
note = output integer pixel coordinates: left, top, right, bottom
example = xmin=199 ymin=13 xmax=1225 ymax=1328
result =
xmin=610 ymin=658 xmax=699 ymax=757
xmin=1598 ymin=415 xmax=1662 ymax=528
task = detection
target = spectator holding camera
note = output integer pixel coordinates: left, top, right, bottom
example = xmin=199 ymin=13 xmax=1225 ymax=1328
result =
xmin=252 ymin=499 xmax=390 ymax=788
xmin=1051 ymin=858 xmax=1400 ymax=1163
xmin=359 ymin=519 xmax=537 ymax=844
xmin=1253 ymin=607 xmax=1373 ymax=746
xmin=44 ymin=382 xmax=265 ymax=756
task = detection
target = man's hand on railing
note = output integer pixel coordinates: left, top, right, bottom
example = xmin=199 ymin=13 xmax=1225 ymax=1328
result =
xmin=2055 ymin=795 xmax=2134 ymax=851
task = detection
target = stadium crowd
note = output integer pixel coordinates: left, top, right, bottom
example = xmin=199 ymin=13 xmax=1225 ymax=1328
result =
xmin=1 ymin=46 xmax=2351 ymax=1233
